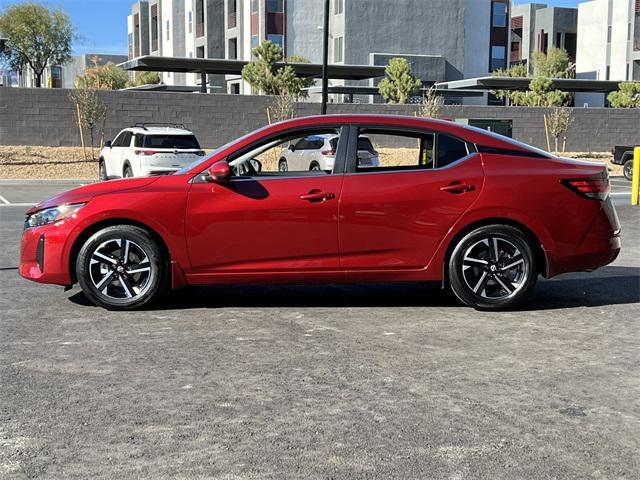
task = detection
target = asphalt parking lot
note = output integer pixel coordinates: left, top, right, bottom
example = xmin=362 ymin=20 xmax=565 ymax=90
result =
xmin=0 ymin=179 xmax=638 ymax=479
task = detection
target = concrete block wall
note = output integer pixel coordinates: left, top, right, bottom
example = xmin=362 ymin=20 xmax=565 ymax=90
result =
xmin=1 ymin=87 xmax=639 ymax=152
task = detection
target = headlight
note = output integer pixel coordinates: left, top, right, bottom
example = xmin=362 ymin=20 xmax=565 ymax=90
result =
xmin=24 ymin=202 xmax=87 ymax=229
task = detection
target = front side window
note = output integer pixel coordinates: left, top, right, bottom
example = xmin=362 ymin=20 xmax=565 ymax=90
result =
xmin=227 ymin=128 xmax=343 ymax=177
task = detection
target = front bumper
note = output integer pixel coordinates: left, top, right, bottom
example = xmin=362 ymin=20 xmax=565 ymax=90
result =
xmin=20 ymin=223 xmax=73 ymax=286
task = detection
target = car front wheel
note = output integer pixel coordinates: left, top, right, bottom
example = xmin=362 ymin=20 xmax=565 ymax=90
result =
xmin=76 ymin=225 xmax=167 ymax=310
xmin=448 ymin=225 xmax=537 ymax=311
xmin=623 ymin=158 xmax=633 ymax=181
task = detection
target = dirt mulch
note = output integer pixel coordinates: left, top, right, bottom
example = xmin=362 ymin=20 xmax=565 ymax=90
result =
xmin=0 ymin=146 xmax=622 ymax=179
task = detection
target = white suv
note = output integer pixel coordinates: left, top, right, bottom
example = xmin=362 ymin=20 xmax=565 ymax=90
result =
xmin=277 ymin=134 xmax=380 ymax=172
xmin=99 ymin=124 xmax=206 ymax=180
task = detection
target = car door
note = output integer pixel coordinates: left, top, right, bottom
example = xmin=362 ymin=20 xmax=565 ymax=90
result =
xmin=104 ymin=131 xmax=125 ymax=176
xmin=184 ymin=126 xmax=348 ymax=280
xmin=338 ymin=125 xmax=484 ymax=274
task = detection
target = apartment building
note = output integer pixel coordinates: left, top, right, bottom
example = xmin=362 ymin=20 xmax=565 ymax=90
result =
xmin=575 ymin=0 xmax=639 ymax=106
xmin=128 ymin=0 xmax=509 ymax=102
xmin=128 ymin=0 xmax=224 ymax=88
xmin=509 ymin=3 xmax=578 ymax=71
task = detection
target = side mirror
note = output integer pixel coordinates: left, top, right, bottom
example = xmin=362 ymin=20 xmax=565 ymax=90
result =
xmin=105 ymin=140 xmax=112 ymax=148
xmin=249 ymin=159 xmax=262 ymax=172
xmin=288 ymin=144 xmax=295 ymax=152
xmin=207 ymin=160 xmax=231 ymax=182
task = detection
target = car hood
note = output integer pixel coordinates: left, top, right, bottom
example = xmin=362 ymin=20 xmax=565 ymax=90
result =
xmin=26 ymin=177 xmax=159 ymax=214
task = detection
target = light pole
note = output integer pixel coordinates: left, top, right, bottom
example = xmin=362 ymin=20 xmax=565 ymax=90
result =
xmin=320 ymin=0 xmax=330 ymax=114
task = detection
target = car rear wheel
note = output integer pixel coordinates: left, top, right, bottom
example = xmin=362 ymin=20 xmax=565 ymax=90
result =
xmin=99 ymin=160 xmax=107 ymax=181
xmin=123 ymin=165 xmax=133 ymax=178
xmin=76 ymin=225 xmax=167 ymax=310
xmin=623 ymin=158 xmax=633 ymax=181
xmin=278 ymin=159 xmax=288 ymax=172
xmin=310 ymin=162 xmax=321 ymax=171
xmin=448 ymin=225 xmax=537 ymax=311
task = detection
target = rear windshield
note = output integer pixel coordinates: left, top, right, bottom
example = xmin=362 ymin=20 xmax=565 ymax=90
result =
xmin=357 ymin=137 xmax=375 ymax=153
xmin=143 ymin=135 xmax=200 ymax=149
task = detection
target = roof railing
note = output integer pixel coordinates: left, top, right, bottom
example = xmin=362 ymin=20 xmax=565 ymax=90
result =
xmin=132 ymin=122 xmax=188 ymax=130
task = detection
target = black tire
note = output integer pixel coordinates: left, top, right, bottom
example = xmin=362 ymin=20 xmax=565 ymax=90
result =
xmin=623 ymin=158 xmax=633 ymax=181
xmin=310 ymin=162 xmax=320 ymax=171
xmin=76 ymin=225 xmax=167 ymax=310
xmin=123 ymin=164 xmax=133 ymax=178
xmin=278 ymin=159 xmax=288 ymax=172
xmin=448 ymin=225 xmax=537 ymax=311
xmin=98 ymin=160 xmax=107 ymax=181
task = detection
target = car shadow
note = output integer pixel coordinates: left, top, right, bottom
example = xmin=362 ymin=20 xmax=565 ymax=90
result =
xmin=68 ymin=265 xmax=639 ymax=311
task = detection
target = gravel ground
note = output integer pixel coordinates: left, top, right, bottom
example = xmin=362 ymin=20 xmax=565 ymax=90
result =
xmin=0 ymin=194 xmax=638 ymax=479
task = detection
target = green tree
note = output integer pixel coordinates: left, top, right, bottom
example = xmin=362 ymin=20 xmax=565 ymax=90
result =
xmin=378 ymin=57 xmax=422 ymax=104
xmin=134 ymin=70 xmax=161 ymax=86
xmin=0 ymin=2 xmax=73 ymax=87
xmin=241 ymin=40 xmax=313 ymax=98
xmin=493 ymin=48 xmax=573 ymax=107
xmin=75 ymin=57 xmax=129 ymax=90
xmin=607 ymin=82 xmax=640 ymax=108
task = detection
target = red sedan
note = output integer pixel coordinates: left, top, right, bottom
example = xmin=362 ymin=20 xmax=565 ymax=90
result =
xmin=20 ymin=115 xmax=621 ymax=310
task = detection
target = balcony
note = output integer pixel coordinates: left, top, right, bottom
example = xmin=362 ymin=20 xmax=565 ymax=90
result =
xmin=196 ymin=22 xmax=205 ymax=38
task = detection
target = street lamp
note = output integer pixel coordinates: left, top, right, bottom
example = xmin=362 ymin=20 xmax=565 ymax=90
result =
xmin=320 ymin=0 xmax=330 ymax=115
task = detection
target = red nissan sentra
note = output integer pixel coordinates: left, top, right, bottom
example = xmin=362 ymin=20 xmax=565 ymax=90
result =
xmin=19 ymin=115 xmax=621 ymax=311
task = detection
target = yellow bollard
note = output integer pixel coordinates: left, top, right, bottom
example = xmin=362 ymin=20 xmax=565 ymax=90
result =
xmin=633 ymin=147 xmax=640 ymax=206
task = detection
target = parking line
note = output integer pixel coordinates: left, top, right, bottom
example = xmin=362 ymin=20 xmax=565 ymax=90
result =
xmin=0 ymin=203 xmax=36 ymax=207
xmin=0 ymin=194 xmax=10 ymax=205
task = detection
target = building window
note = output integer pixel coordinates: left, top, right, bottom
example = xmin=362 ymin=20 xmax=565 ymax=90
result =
xmin=334 ymin=0 xmax=344 ymax=15
xmin=490 ymin=45 xmax=506 ymax=71
xmin=166 ymin=20 xmax=170 ymax=41
xmin=228 ymin=0 xmax=237 ymax=28
xmin=151 ymin=5 xmax=159 ymax=51
xmin=492 ymin=2 xmax=507 ymax=28
xmin=267 ymin=0 xmax=283 ymax=13
xmin=50 ymin=66 xmax=62 ymax=88
xmin=196 ymin=45 xmax=205 ymax=58
xmin=606 ymin=65 xmax=610 ymax=80
xmin=196 ymin=0 xmax=205 ymax=38
xmin=251 ymin=35 xmax=260 ymax=49
xmin=188 ymin=11 xmax=192 ymax=34
xmin=267 ymin=34 xmax=283 ymax=48
xmin=607 ymin=25 xmax=612 ymax=43
xmin=228 ymin=37 xmax=238 ymax=59
xmin=251 ymin=0 xmax=259 ymax=14
xmin=334 ymin=36 xmax=343 ymax=63
xmin=230 ymin=82 xmax=240 ymax=94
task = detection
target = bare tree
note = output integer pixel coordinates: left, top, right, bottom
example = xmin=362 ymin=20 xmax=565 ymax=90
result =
xmin=416 ymin=85 xmax=444 ymax=119
xmin=266 ymin=94 xmax=296 ymax=124
xmin=545 ymin=108 xmax=574 ymax=153
xmin=69 ymin=87 xmax=107 ymax=161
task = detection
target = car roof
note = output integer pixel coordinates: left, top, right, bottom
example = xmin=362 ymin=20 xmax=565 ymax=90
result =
xmin=124 ymin=126 xmax=195 ymax=136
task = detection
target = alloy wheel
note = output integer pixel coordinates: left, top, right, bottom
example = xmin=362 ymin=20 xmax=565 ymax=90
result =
xmin=461 ymin=236 xmax=529 ymax=300
xmin=89 ymin=238 xmax=152 ymax=299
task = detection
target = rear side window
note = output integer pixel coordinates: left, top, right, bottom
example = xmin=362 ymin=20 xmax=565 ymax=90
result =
xmin=437 ymin=135 xmax=468 ymax=168
xmin=143 ymin=135 xmax=200 ymax=149
xmin=134 ymin=134 xmax=144 ymax=148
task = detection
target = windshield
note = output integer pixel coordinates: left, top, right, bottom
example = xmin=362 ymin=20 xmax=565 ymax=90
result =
xmin=144 ymin=135 xmax=200 ymax=149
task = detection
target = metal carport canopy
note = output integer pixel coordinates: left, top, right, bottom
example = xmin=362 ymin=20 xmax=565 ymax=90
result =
xmin=436 ymin=76 xmax=622 ymax=93
xmin=120 ymin=56 xmax=387 ymax=80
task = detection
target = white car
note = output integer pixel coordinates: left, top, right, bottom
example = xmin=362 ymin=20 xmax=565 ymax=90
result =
xmin=99 ymin=124 xmax=206 ymax=180
xmin=277 ymin=134 xmax=380 ymax=172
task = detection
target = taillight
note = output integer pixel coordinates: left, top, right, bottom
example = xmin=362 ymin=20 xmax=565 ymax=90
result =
xmin=321 ymin=149 xmax=336 ymax=156
xmin=562 ymin=171 xmax=610 ymax=201
xmin=135 ymin=149 xmax=158 ymax=156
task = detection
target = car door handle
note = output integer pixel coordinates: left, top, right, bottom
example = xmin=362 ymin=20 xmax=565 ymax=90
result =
xmin=440 ymin=182 xmax=476 ymax=194
xmin=299 ymin=190 xmax=335 ymax=202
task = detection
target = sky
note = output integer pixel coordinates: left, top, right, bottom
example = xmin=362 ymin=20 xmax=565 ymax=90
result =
xmin=0 ymin=0 xmax=586 ymax=57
